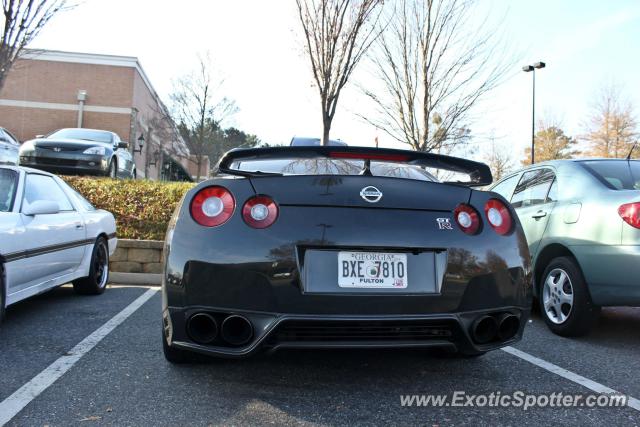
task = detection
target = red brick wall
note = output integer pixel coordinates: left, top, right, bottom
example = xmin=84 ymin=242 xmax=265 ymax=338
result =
xmin=2 ymin=59 xmax=134 ymax=106
xmin=0 ymin=106 xmax=77 ymax=141
xmin=0 ymin=54 xmax=202 ymax=180
xmin=0 ymin=58 xmax=134 ymax=142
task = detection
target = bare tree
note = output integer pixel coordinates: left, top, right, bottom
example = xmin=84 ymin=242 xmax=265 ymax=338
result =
xmin=582 ymin=83 xmax=638 ymax=158
xmin=0 ymin=0 xmax=69 ymax=92
xmin=485 ymin=138 xmax=512 ymax=182
xmin=296 ymin=0 xmax=383 ymax=145
xmin=169 ymin=53 xmax=237 ymax=181
xmin=361 ymin=0 xmax=513 ymax=152
xmin=142 ymin=108 xmax=191 ymax=180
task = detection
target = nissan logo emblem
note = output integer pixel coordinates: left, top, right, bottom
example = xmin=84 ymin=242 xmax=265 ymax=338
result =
xmin=360 ymin=186 xmax=383 ymax=203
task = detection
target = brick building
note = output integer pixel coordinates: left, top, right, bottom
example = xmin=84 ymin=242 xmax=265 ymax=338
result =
xmin=0 ymin=49 xmax=209 ymax=181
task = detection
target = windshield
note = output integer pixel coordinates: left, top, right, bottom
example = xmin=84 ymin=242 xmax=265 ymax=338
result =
xmin=232 ymin=158 xmax=438 ymax=181
xmin=47 ymin=129 xmax=113 ymax=143
xmin=580 ymin=160 xmax=640 ymax=190
xmin=0 ymin=168 xmax=18 ymax=212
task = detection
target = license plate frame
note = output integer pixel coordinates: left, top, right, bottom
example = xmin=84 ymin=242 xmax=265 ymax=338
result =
xmin=338 ymin=251 xmax=408 ymax=289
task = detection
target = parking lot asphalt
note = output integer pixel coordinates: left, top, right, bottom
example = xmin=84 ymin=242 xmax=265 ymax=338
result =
xmin=0 ymin=285 xmax=638 ymax=426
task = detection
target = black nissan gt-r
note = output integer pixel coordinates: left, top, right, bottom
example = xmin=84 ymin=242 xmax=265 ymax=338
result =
xmin=161 ymin=145 xmax=532 ymax=362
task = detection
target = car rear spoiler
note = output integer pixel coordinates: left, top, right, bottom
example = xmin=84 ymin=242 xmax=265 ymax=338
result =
xmin=217 ymin=146 xmax=493 ymax=187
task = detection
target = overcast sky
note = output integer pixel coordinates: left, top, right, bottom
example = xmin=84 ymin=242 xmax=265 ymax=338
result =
xmin=31 ymin=0 xmax=640 ymax=162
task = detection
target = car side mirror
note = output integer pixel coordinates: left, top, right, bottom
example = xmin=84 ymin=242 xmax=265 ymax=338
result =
xmin=116 ymin=141 xmax=129 ymax=149
xmin=0 ymin=136 xmax=8 ymax=142
xmin=35 ymin=134 xmax=44 ymax=139
xmin=23 ymin=200 xmax=60 ymax=216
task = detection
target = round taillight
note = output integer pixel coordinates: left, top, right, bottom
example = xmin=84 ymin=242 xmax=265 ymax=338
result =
xmin=190 ymin=186 xmax=235 ymax=227
xmin=454 ymin=204 xmax=481 ymax=235
xmin=242 ymin=195 xmax=278 ymax=228
xmin=484 ymin=198 xmax=512 ymax=235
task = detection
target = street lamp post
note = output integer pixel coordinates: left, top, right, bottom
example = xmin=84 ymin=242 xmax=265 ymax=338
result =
xmin=133 ymin=133 xmax=145 ymax=154
xmin=522 ymin=61 xmax=546 ymax=164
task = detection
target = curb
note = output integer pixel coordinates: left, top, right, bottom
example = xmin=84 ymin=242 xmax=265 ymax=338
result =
xmin=109 ymin=272 xmax=161 ymax=286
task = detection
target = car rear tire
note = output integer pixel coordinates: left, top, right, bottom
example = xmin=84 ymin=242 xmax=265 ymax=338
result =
xmin=539 ymin=257 xmax=600 ymax=337
xmin=73 ymin=237 xmax=109 ymax=295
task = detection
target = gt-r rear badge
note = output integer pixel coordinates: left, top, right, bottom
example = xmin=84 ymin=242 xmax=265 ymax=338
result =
xmin=437 ymin=218 xmax=453 ymax=230
xmin=360 ymin=186 xmax=383 ymax=203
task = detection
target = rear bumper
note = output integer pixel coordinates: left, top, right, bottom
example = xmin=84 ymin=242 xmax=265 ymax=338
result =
xmin=572 ymin=244 xmax=640 ymax=306
xmin=163 ymin=306 xmax=530 ymax=358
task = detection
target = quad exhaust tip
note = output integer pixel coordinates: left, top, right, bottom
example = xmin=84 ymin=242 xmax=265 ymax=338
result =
xmin=221 ymin=315 xmax=254 ymax=346
xmin=187 ymin=313 xmax=219 ymax=345
xmin=497 ymin=314 xmax=520 ymax=341
xmin=470 ymin=313 xmax=520 ymax=344
xmin=471 ymin=315 xmax=498 ymax=344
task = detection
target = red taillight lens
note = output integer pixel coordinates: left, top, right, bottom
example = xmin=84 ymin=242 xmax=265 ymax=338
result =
xmin=619 ymin=203 xmax=640 ymax=228
xmin=454 ymin=204 xmax=481 ymax=235
xmin=484 ymin=198 xmax=513 ymax=235
xmin=242 ymin=195 xmax=278 ymax=228
xmin=190 ymin=186 xmax=235 ymax=227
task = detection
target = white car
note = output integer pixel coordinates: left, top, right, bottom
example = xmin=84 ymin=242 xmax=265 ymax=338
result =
xmin=0 ymin=127 xmax=20 ymax=165
xmin=0 ymin=166 xmax=117 ymax=322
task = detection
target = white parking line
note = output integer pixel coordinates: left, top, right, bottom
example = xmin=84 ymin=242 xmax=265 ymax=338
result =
xmin=502 ymin=346 xmax=640 ymax=411
xmin=0 ymin=287 xmax=158 ymax=426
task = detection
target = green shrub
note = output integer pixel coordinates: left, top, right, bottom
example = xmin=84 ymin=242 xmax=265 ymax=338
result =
xmin=62 ymin=176 xmax=194 ymax=241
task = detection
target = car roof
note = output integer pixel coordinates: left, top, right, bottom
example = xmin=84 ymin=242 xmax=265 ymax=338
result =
xmin=0 ymin=165 xmax=55 ymax=176
xmin=502 ymin=158 xmax=640 ymax=177
xmin=54 ymin=128 xmax=113 ymax=133
xmin=524 ymin=158 xmax=639 ymax=167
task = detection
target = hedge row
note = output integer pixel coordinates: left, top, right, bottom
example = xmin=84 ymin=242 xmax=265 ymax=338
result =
xmin=62 ymin=176 xmax=194 ymax=241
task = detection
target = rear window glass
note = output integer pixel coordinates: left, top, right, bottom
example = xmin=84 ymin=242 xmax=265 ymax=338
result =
xmin=0 ymin=168 xmax=18 ymax=212
xmin=231 ymin=159 xmax=438 ymax=182
xmin=580 ymin=161 xmax=640 ymax=190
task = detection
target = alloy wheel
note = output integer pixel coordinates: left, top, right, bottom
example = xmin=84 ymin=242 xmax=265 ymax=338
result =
xmin=542 ymin=268 xmax=574 ymax=324
xmin=93 ymin=242 xmax=109 ymax=289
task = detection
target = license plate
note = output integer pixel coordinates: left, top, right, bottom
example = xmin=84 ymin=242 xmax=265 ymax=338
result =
xmin=338 ymin=252 xmax=408 ymax=289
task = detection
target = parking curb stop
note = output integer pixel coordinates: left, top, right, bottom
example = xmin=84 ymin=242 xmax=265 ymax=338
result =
xmin=109 ymin=272 xmax=161 ymax=286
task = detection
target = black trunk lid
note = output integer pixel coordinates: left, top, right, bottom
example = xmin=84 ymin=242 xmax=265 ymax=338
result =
xmin=249 ymin=175 xmax=470 ymax=211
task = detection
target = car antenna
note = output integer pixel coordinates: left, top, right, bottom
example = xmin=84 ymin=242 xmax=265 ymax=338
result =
xmin=627 ymin=140 xmax=638 ymax=160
